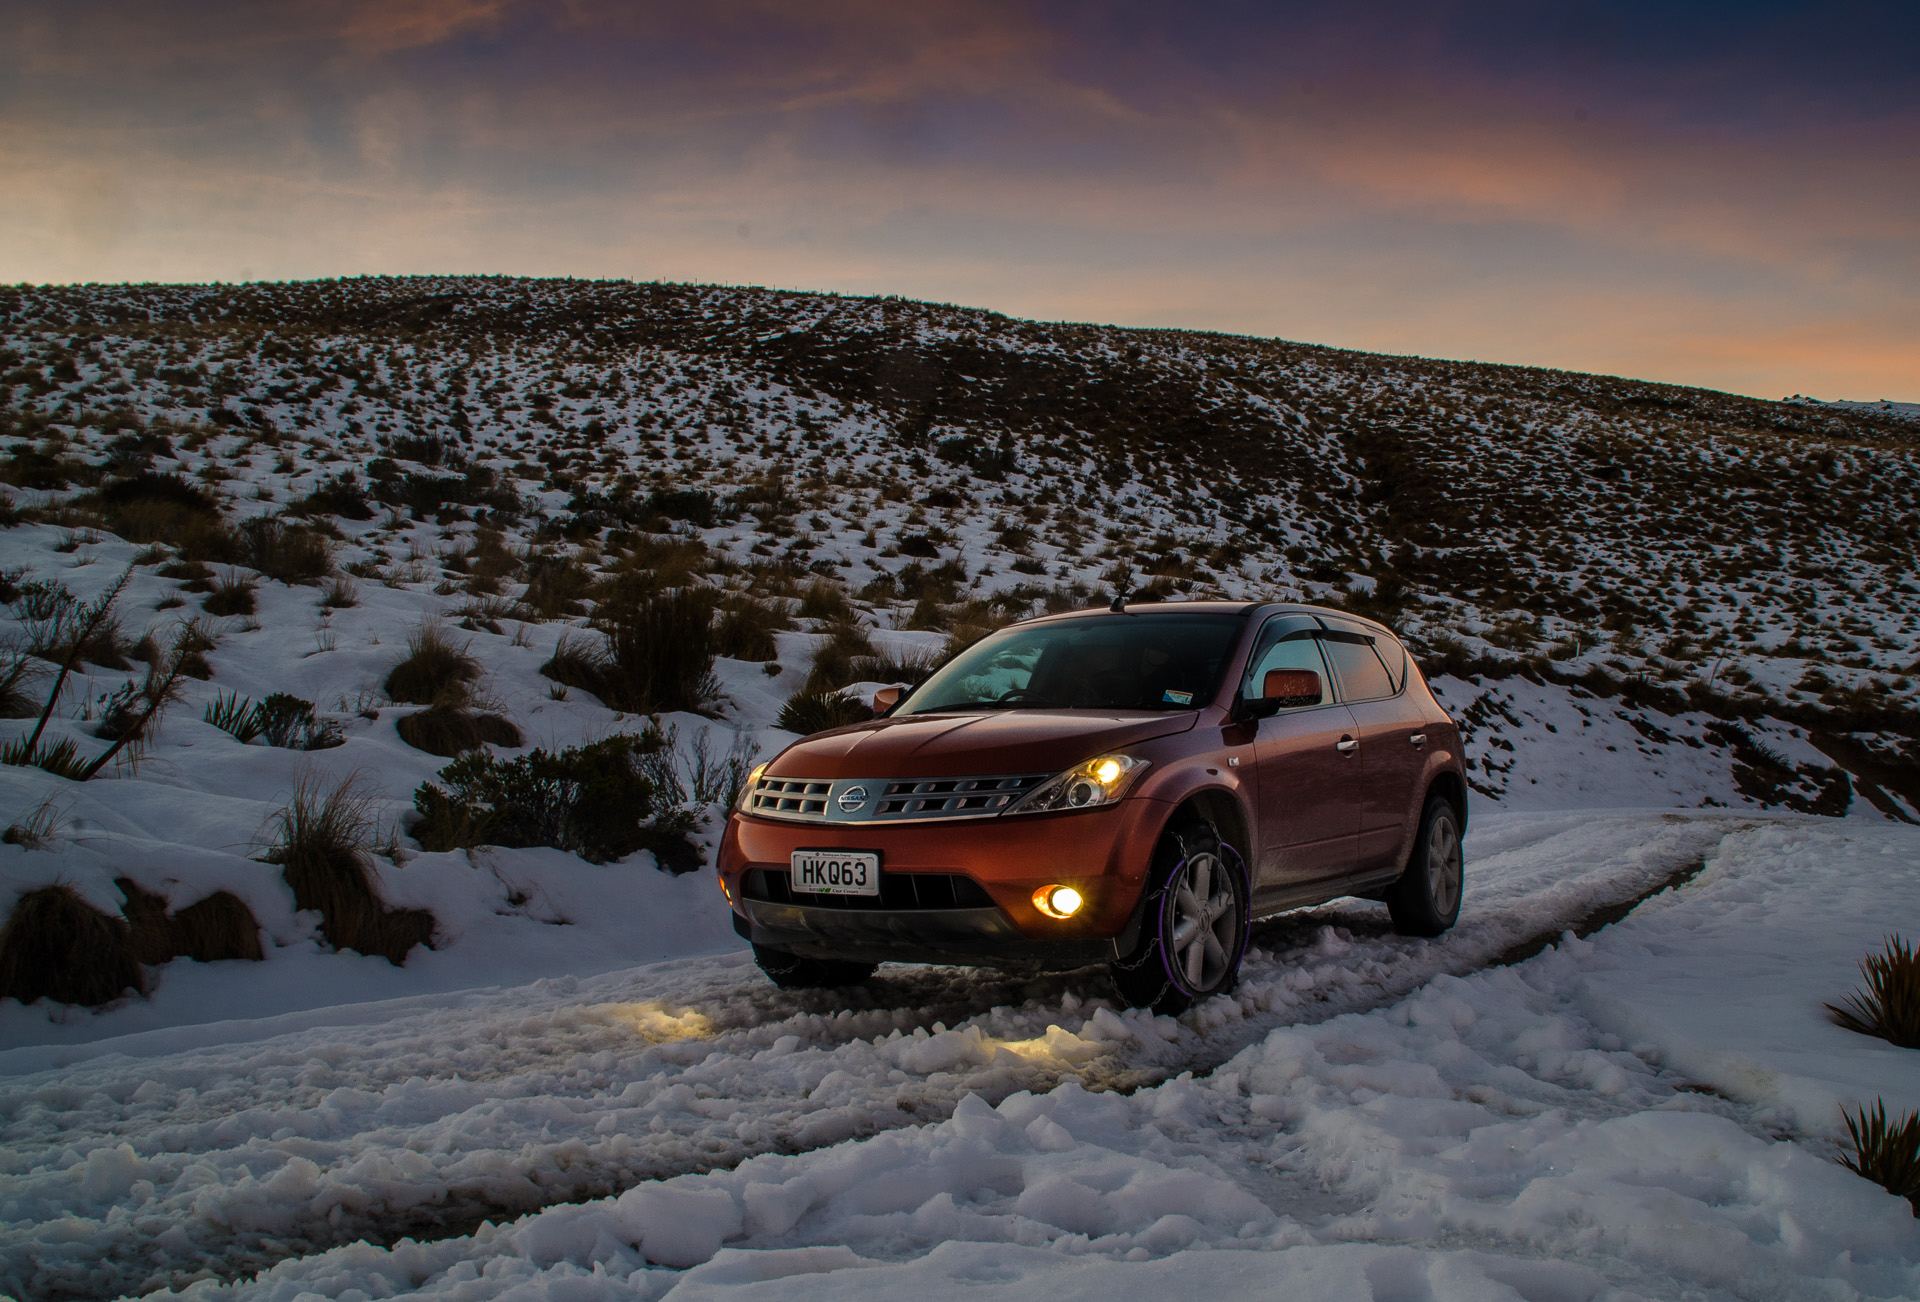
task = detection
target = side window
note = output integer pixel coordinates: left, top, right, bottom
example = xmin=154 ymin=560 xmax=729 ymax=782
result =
xmin=1243 ymin=615 xmax=1330 ymax=705
xmin=1320 ymin=635 xmax=1396 ymax=702
xmin=1375 ymin=635 xmax=1408 ymax=693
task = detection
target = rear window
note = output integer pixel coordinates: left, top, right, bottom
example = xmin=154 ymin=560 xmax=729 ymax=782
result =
xmin=1321 ymin=635 xmax=1396 ymax=702
xmin=903 ymin=612 xmax=1248 ymax=713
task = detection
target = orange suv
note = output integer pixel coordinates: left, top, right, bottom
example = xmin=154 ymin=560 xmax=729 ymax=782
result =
xmin=718 ymin=601 xmax=1466 ymax=1012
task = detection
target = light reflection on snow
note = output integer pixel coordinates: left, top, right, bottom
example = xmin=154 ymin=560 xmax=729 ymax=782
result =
xmin=599 ymin=1002 xmax=716 ymax=1042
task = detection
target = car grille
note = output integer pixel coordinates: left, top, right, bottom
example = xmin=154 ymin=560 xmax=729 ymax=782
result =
xmin=742 ymin=773 xmax=1050 ymax=823
xmin=743 ymin=868 xmax=995 ymax=911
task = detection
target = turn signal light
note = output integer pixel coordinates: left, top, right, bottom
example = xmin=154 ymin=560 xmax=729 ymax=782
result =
xmin=1033 ymin=885 xmax=1084 ymax=919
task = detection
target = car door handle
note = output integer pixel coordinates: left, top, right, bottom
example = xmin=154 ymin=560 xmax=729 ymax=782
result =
xmin=1409 ymin=733 xmax=1427 ymax=746
xmin=1335 ymin=736 xmax=1358 ymax=754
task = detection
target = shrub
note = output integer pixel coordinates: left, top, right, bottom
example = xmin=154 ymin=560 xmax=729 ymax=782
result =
xmin=116 ymin=878 xmax=264 ymax=965
xmin=1839 ymin=1100 xmax=1920 ymax=1215
xmin=0 ymin=885 xmax=145 ymax=1006
xmin=396 ymin=704 xmax=523 ymax=757
xmin=203 ymin=570 xmax=257 ymax=616
xmin=385 ymin=623 xmax=480 ymax=705
xmin=777 ymin=688 xmax=872 ymax=735
xmin=265 ymin=776 xmax=434 ymax=965
xmin=521 ymin=553 xmax=592 ymax=618
xmin=411 ymin=732 xmax=696 ymax=868
xmin=255 ymin=694 xmax=345 ymax=750
xmin=1827 ymin=935 xmax=1920 ymax=1048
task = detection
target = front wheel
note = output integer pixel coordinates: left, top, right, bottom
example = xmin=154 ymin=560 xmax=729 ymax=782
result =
xmin=1386 ymin=795 xmax=1464 ymax=937
xmin=752 ymin=943 xmax=877 ymax=991
xmin=1109 ymin=819 xmax=1249 ymax=1015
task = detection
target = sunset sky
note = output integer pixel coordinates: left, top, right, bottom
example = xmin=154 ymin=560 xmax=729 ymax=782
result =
xmin=3 ymin=1 xmax=1915 ymax=400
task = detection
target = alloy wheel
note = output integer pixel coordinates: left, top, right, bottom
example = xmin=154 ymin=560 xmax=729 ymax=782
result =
xmin=1169 ymin=850 xmax=1238 ymax=990
xmin=1428 ymin=813 xmax=1463 ymax=917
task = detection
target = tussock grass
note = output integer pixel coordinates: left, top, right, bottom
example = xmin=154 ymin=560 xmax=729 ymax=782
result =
xmin=236 ymin=517 xmax=334 ymax=584
xmin=206 ymin=691 xmax=265 ymax=742
xmin=1839 ymin=1100 xmax=1920 ymax=1215
xmin=385 ymin=622 xmax=480 ymax=705
xmin=714 ymin=596 xmax=789 ymax=661
xmin=320 ymin=576 xmax=360 ymax=609
xmin=117 ymin=878 xmax=263 ymax=965
xmin=802 ymin=618 xmax=877 ymax=693
xmin=3 ymin=796 xmax=64 ymax=849
xmin=1827 ymin=935 xmax=1920 ymax=1048
xmin=540 ymin=590 xmax=718 ymax=715
xmin=396 ymin=704 xmax=523 ymax=757
xmin=0 ymin=884 xmax=145 ymax=1006
xmin=0 ymin=651 xmax=40 ymax=717
xmin=1 ymin=736 xmax=89 ymax=780
xmin=266 ymin=776 xmax=434 ymax=965
xmin=777 ymin=688 xmax=873 ymax=735
xmin=202 ymin=570 xmax=257 ymax=616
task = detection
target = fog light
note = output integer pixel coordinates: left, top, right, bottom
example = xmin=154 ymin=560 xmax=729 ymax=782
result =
xmin=1033 ymin=885 xmax=1084 ymax=919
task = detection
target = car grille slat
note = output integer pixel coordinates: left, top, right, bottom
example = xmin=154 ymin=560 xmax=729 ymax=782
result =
xmin=745 ymin=772 xmax=1049 ymax=824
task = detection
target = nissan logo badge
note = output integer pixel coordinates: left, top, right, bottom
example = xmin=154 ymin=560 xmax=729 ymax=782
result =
xmin=837 ymin=785 xmax=868 ymax=813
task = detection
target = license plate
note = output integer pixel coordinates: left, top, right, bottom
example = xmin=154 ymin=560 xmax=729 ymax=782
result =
xmin=791 ymin=850 xmax=880 ymax=896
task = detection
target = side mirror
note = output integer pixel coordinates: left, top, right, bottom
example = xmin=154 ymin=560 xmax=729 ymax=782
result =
xmin=872 ymin=685 xmax=905 ymax=714
xmin=1263 ymin=668 xmax=1323 ymax=708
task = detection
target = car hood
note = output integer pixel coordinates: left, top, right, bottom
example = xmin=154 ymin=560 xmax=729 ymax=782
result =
xmin=768 ymin=709 xmax=1201 ymax=780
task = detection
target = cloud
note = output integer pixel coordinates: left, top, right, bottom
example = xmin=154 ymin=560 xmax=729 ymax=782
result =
xmin=0 ymin=0 xmax=1914 ymax=399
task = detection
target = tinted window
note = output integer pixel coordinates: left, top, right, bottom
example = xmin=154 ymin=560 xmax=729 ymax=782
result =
xmin=1321 ymin=636 xmax=1396 ymax=702
xmin=903 ymin=612 xmax=1247 ymax=713
xmin=1243 ymin=615 xmax=1331 ymax=707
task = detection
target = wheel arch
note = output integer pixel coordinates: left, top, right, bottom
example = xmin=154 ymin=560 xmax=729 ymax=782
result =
xmin=1426 ymin=769 xmax=1468 ymax=834
xmin=1162 ymin=786 xmax=1254 ymax=878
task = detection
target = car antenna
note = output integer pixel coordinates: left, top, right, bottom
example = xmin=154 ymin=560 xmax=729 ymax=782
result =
xmin=1109 ymin=589 xmax=1128 ymax=613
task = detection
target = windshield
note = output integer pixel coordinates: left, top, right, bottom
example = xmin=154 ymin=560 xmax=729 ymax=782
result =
xmin=901 ymin=612 xmax=1248 ymax=714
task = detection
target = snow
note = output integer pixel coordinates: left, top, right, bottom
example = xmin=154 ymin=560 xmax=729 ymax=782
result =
xmin=2 ymin=283 xmax=1917 ymax=1298
xmin=2 ymin=814 xmax=1915 ymax=1301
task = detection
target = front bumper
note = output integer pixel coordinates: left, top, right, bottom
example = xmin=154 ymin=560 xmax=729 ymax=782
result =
xmin=719 ymin=797 xmax=1170 ymax=970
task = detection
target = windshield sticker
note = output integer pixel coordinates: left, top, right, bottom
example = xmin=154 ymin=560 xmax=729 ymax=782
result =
xmin=1162 ymin=689 xmax=1194 ymax=705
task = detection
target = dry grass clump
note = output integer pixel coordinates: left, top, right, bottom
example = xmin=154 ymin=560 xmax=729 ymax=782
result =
xmin=396 ymin=704 xmax=524 ymax=757
xmin=235 ymin=517 xmax=334 ymax=585
xmin=1839 ymin=1100 xmax=1920 ymax=1215
xmin=539 ymin=589 xmax=718 ymax=715
xmin=0 ymin=884 xmax=145 ymax=1006
xmin=116 ymin=878 xmax=264 ymax=965
xmin=797 ymin=578 xmax=854 ymax=622
xmin=265 ymin=776 xmax=434 ymax=965
xmin=3 ymin=797 xmax=64 ymax=849
xmin=714 ymin=596 xmax=789 ymax=662
xmin=385 ymin=622 xmax=481 ymax=705
xmin=202 ymin=569 xmax=257 ymax=616
xmin=0 ymin=651 xmax=40 ymax=717
xmin=777 ymin=688 xmax=873 ymax=735
xmin=802 ymin=618 xmax=877 ymax=693
xmin=1827 ymin=935 xmax=1919 ymax=1048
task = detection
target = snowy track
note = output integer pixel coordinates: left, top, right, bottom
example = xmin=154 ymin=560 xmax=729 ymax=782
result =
xmin=0 ymin=811 xmax=1744 ymax=1301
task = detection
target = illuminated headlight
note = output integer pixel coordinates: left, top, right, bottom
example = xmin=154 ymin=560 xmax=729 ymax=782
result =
xmin=1033 ymin=885 xmax=1084 ymax=919
xmin=735 ymin=763 xmax=769 ymax=812
xmin=1007 ymin=754 xmax=1148 ymax=815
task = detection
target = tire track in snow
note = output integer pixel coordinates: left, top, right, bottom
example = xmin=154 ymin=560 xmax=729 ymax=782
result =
xmin=0 ymin=812 xmax=1745 ymax=1302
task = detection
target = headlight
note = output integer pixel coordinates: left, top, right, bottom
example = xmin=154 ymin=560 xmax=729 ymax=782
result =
xmin=735 ymin=762 xmax=769 ymax=812
xmin=1006 ymin=754 xmax=1148 ymax=815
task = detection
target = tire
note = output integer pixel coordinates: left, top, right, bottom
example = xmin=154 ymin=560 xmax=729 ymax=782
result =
xmin=751 ymin=943 xmax=877 ymax=991
xmin=1386 ymin=795 xmax=1464 ymax=937
xmin=1109 ymin=819 xmax=1249 ymax=1015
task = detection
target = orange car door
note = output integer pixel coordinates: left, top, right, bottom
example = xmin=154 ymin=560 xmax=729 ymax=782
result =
xmin=1242 ymin=617 xmax=1362 ymax=893
xmin=1319 ymin=622 xmax=1423 ymax=872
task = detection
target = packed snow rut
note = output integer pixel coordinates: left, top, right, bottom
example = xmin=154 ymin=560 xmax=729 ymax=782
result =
xmin=0 ymin=811 xmax=1743 ymax=1301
